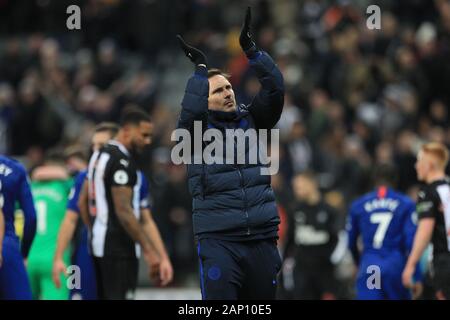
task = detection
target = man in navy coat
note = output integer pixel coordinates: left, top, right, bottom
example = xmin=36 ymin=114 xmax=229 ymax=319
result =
xmin=176 ymin=7 xmax=285 ymax=300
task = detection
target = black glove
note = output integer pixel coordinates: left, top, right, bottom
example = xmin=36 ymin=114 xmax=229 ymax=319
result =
xmin=239 ymin=7 xmax=258 ymax=57
xmin=177 ymin=35 xmax=208 ymax=72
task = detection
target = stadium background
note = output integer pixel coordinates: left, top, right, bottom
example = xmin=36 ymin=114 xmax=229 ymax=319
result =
xmin=1 ymin=0 xmax=450 ymax=299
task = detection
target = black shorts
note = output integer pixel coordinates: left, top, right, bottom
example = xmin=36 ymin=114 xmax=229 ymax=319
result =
xmin=93 ymin=257 xmax=139 ymax=300
xmin=433 ymin=254 xmax=450 ymax=299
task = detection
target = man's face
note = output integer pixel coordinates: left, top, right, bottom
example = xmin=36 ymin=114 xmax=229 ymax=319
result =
xmin=208 ymin=75 xmax=236 ymax=112
xmin=292 ymin=175 xmax=315 ymax=201
xmin=91 ymin=131 xmax=112 ymax=151
xmin=415 ymin=150 xmax=431 ymax=182
xmin=130 ymin=121 xmax=153 ymax=154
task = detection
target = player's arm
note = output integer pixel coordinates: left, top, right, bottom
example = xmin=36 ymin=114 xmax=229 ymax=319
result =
xmin=403 ymin=218 xmax=435 ymax=286
xmin=282 ymin=210 xmax=295 ymax=259
xmin=111 ymin=186 xmax=161 ymax=283
xmin=138 ymin=173 xmax=173 ymax=285
xmin=346 ymin=203 xmax=360 ymax=266
xmin=329 ymin=207 xmax=347 ymax=265
xmin=78 ymin=180 xmax=91 ymax=230
xmin=111 ymin=186 xmax=153 ymax=250
xmin=140 ymin=208 xmax=173 ymax=286
xmin=52 ymin=209 xmax=78 ymax=288
xmin=18 ymin=169 xmax=37 ymax=258
xmin=403 ymin=203 xmax=418 ymax=252
xmin=403 ymin=190 xmax=436 ymax=288
xmin=0 ymin=207 xmax=4 ymax=268
xmin=402 ymin=203 xmax=423 ymax=281
xmin=240 ymin=7 xmax=285 ymax=130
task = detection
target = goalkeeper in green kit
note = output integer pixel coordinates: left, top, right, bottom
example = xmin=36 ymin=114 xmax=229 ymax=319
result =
xmin=27 ymin=154 xmax=73 ymax=300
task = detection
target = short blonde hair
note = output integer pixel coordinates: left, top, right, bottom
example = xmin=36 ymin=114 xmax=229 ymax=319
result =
xmin=421 ymin=142 xmax=449 ymax=169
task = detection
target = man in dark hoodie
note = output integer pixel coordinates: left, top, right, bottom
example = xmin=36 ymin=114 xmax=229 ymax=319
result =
xmin=176 ymin=7 xmax=285 ymax=300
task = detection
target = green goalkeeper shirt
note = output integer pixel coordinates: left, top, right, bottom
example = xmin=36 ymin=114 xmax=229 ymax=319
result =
xmin=28 ymin=179 xmax=73 ymax=264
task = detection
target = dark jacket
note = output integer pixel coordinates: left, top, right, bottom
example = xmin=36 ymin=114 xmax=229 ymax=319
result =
xmin=177 ymin=51 xmax=284 ymax=240
xmin=285 ymin=200 xmax=340 ymax=268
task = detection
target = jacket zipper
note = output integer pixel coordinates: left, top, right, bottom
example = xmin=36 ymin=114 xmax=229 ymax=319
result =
xmin=237 ymin=166 xmax=250 ymax=235
xmin=201 ymin=164 xmax=207 ymax=199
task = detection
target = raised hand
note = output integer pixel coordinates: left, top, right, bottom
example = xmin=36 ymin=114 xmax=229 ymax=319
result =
xmin=239 ymin=6 xmax=257 ymax=55
xmin=176 ymin=35 xmax=207 ymax=67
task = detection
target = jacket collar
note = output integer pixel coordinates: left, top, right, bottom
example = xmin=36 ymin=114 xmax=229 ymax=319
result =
xmin=208 ymin=110 xmax=239 ymax=122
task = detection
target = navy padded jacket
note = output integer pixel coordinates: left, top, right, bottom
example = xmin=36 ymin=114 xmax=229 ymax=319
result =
xmin=177 ymin=51 xmax=284 ymax=240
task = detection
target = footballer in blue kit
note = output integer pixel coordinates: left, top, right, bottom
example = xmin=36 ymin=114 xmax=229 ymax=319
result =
xmin=0 ymin=155 xmax=37 ymax=299
xmin=65 ymin=170 xmax=96 ymax=300
xmin=347 ymin=165 xmax=422 ymax=299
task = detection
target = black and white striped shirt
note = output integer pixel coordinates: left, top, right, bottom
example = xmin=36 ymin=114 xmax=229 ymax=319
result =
xmin=87 ymin=140 xmax=143 ymax=258
xmin=417 ymin=177 xmax=450 ymax=258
